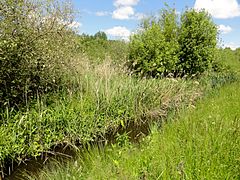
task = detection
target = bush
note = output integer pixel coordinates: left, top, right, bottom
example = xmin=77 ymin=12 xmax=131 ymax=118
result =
xmin=77 ymin=33 xmax=108 ymax=63
xmin=128 ymin=7 xmax=179 ymax=77
xmin=178 ymin=9 xmax=218 ymax=76
xmin=234 ymin=48 xmax=240 ymax=62
xmin=77 ymin=34 xmax=128 ymax=65
xmin=128 ymin=8 xmax=218 ymax=78
xmin=0 ymin=0 xmax=77 ymax=108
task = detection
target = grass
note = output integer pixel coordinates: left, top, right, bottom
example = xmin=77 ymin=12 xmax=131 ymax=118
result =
xmin=0 ymin=59 xmax=204 ymax=177
xmin=1 ymin=52 xmax=239 ymax=178
xmin=33 ymin=81 xmax=240 ymax=179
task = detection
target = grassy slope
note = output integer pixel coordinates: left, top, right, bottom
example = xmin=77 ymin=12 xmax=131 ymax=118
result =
xmin=36 ymin=81 xmax=240 ymax=179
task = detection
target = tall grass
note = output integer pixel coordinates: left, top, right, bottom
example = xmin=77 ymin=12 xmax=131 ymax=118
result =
xmin=0 ymin=58 xmax=202 ymax=177
xmin=34 ymin=81 xmax=240 ymax=180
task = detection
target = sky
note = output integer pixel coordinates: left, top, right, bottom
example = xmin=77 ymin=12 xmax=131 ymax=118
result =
xmin=71 ymin=0 xmax=240 ymax=50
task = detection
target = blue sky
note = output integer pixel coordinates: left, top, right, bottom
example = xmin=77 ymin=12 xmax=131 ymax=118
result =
xmin=72 ymin=0 xmax=240 ymax=49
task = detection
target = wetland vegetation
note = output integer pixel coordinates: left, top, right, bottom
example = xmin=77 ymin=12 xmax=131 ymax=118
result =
xmin=0 ymin=0 xmax=239 ymax=179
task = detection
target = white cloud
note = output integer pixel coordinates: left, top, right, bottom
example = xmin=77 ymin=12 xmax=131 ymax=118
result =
xmin=96 ymin=11 xmax=110 ymax=16
xmin=224 ymin=42 xmax=240 ymax=50
xmin=112 ymin=0 xmax=141 ymax=20
xmin=105 ymin=26 xmax=131 ymax=40
xmin=112 ymin=6 xmax=134 ymax=20
xmin=114 ymin=0 xmax=139 ymax=7
xmin=218 ymin=24 xmax=233 ymax=34
xmin=194 ymin=0 xmax=240 ymax=19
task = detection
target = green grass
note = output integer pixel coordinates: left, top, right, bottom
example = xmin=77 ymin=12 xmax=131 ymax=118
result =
xmin=1 ymin=54 xmax=238 ymax=178
xmin=34 ymin=81 xmax=240 ymax=179
xmin=0 ymin=60 xmax=204 ymax=177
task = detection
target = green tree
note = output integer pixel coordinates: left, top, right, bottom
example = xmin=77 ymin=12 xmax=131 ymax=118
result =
xmin=128 ymin=7 xmax=179 ymax=77
xmin=178 ymin=9 xmax=218 ymax=76
xmin=0 ymin=0 xmax=77 ymax=108
xmin=235 ymin=48 xmax=240 ymax=62
xmin=94 ymin=31 xmax=108 ymax=41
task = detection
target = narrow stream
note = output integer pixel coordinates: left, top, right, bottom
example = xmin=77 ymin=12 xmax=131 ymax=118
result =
xmin=5 ymin=116 xmax=163 ymax=180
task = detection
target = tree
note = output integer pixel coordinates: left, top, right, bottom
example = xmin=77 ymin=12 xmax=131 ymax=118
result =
xmin=0 ymin=0 xmax=77 ymax=108
xmin=178 ymin=9 xmax=218 ymax=76
xmin=235 ymin=48 xmax=240 ymax=62
xmin=94 ymin=31 xmax=107 ymax=41
xmin=128 ymin=7 xmax=218 ymax=78
xmin=128 ymin=7 xmax=179 ymax=77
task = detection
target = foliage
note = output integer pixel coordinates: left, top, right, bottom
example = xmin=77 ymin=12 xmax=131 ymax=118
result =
xmin=128 ymin=7 xmax=179 ymax=77
xmin=107 ymin=40 xmax=129 ymax=65
xmin=178 ymin=9 xmax=218 ymax=76
xmin=77 ymin=33 xmax=108 ymax=62
xmin=77 ymin=33 xmax=128 ymax=64
xmin=216 ymin=48 xmax=240 ymax=74
xmin=128 ymin=8 xmax=218 ymax=77
xmin=94 ymin=31 xmax=107 ymax=41
xmin=0 ymin=0 xmax=77 ymax=108
xmin=236 ymin=48 xmax=240 ymax=62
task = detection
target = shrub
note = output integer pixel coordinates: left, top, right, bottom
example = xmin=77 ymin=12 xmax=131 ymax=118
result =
xmin=128 ymin=8 xmax=218 ymax=78
xmin=236 ymin=48 xmax=240 ymax=62
xmin=128 ymin=7 xmax=179 ymax=77
xmin=77 ymin=34 xmax=128 ymax=65
xmin=107 ymin=40 xmax=129 ymax=65
xmin=0 ymin=0 xmax=77 ymax=108
xmin=178 ymin=9 xmax=218 ymax=76
xmin=77 ymin=33 xmax=108 ymax=63
xmin=94 ymin=31 xmax=108 ymax=41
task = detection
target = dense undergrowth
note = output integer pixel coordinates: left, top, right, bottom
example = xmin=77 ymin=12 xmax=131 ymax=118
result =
xmin=1 ymin=59 xmax=205 ymax=176
xmin=34 ymin=80 xmax=240 ymax=180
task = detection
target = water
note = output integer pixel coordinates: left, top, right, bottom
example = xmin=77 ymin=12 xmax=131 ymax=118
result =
xmin=5 ymin=115 xmax=164 ymax=179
